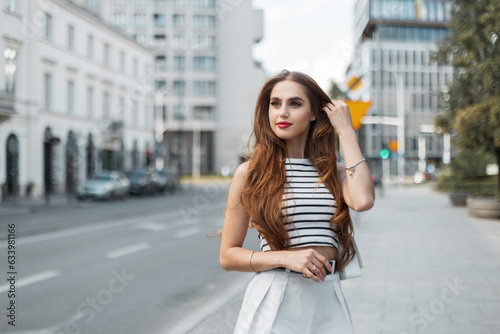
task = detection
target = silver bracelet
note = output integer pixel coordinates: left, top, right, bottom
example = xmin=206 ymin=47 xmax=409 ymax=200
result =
xmin=345 ymin=158 xmax=366 ymax=179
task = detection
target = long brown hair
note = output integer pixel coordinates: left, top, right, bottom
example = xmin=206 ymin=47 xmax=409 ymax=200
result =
xmin=241 ymin=70 xmax=355 ymax=272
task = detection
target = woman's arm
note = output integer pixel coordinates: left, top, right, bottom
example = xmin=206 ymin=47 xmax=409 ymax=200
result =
xmin=219 ymin=162 xmax=333 ymax=282
xmin=323 ymin=101 xmax=375 ymax=212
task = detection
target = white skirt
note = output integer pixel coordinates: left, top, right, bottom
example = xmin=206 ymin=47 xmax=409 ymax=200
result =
xmin=234 ymin=262 xmax=354 ymax=334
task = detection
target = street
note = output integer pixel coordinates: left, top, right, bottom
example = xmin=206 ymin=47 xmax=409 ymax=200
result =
xmin=0 ymin=182 xmax=258 ymax=334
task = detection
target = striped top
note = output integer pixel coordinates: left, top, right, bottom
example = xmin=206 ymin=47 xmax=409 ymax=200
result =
xmin=259 ymin=158 xmax=339 ymax=252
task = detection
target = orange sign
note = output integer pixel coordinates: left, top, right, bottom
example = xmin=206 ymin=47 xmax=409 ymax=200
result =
xmin=344 ymin=100 xmax=372 ymax=130
xmin=388 ymin=139 xmax=398 ymax=152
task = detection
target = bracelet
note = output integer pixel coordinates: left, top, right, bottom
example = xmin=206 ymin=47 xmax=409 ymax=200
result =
xmin=345 ymin=158 xmax=366 ymax=179
xmin=249 ymin=251 xmax=257 ymax=273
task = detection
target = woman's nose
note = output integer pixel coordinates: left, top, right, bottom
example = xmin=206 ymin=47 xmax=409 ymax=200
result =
xmin=278 ymin=105 xmax=289 ymax=118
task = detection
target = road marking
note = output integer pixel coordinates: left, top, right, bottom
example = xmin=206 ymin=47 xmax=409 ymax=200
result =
xmin=0 ymin=270 xmax=61 ymax=294
xmin=174 ymin=227 xmax=202 ymax=238
xmin=135 ymin=222 xmax=167 ymax=232
xmin=106 ymin=242 xmax=150 ymax=259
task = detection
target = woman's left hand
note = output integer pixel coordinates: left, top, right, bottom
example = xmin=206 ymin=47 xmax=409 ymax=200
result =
xmin=322 ymin=100 xmax=354 ymax=136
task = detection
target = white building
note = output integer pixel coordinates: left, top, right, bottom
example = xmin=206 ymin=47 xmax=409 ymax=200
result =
xmin=100 ymin=0 xmax=266 ymax=175
xmin=0 ymin=0 xmax=155 ymax=199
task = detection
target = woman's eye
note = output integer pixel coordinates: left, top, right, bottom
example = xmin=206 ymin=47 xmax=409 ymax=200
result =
xmin=290 ymin=101 xmax=301 ymax=107
xmin=270 ymin=101 xmax=281 ymax=107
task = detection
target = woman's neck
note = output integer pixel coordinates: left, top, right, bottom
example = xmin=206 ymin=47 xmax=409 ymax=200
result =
xmin=285 ymin=138 xmax=307 ymax=159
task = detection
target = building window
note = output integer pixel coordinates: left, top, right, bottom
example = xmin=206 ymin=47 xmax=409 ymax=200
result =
xmin=135 ymin=0 xmax=146 ymax=6
xmin=103 ymin=44 xmax=110 ymax=67
xmin=154 ymin=34 xmax=167 ymax=48
xmin=172 ymin=0 xmax=185 ymax=7
xmin=173 ymin=14 xmax=185 ymax=29
xmin=7 ymin=0 xmax=19 ymax=12
xmin=133 ymin=101 xmax=139 ymax=125
xmin=193 ymin=0 xmax=216 ymax=8
xmin=173 ymin=81 xmax=185 ymax=95
xmin=155 ymin=80 xmax=166 ymax=91
xmin=87 ymin=35 xmax=94 ymax=59
xmin=103 ymin=92 xmax=110 ymax=119
xmin=173 ymin=104 xmax=185 ymax=119
xmin=193 ymin=35 xmax=216 ymax=49
xmin=154 ymin=0 xmax=166 ymax=6
xmin=134 ymin=13 xmax=146 ymax=27
xmin=87 ymin=0 xmax=99 ymax=10
xmin=113 ymin=12 xmax=127 ymax=28
xmin=114 ymin=0 xmax=126 ymax=6
xmin=45 ymin=14 xmax=52 ymax=41
xmin=193 ymin=106 xmax=215 ymax=119
xmin=173 ymin=34 xmax=185 ymax=49
xmin=193 ymin=81 xmax=216 ymax=95
xmin=193 ymin=15 xmax=216 ymax=29
xmin=173 ymin=56 xmax=185 ymax=70
xmin=193 ymin=56 xmax=215 ymax=70
xmin=4 ymin=47 xmax=17 ymax=94
xmin=67 ymin=25 xmax=75 ymax=51
xmin=67 ymin=81 xmax=74 ymax=114
xmin=44 ymin=74 xmax=52 ymax=110
xmin=155 ymin=56 xmax=166 ymax=71
xmin=87 ymin=87 xmax=94 ymax=118
xmin=154 ymin=14 xmax=166 ymax=28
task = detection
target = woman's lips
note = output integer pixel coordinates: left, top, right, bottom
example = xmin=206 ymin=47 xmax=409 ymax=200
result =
xmin=277 ymin=122 xmax=292 ymax=128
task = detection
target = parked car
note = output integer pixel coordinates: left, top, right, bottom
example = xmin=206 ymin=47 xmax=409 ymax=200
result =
xmin=153 ymin=169 xmax=168 ymax=194
xmin=77 ymin=171 xmax=130 ymax=201
xmin=129 ymin=169 xmax=157 ymax=196
xmin=164 ymin=166 xmax=181 ymax=193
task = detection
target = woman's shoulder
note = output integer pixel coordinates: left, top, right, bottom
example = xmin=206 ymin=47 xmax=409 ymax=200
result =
xmin=233 ymin=161 xmax=250 ymax=181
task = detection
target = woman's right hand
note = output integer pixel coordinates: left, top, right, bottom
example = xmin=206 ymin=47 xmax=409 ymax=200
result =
xmin=279 ymin=248 xmax=333 ymax=282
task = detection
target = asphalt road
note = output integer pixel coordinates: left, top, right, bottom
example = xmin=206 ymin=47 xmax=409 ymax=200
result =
xmin=0 ymin=183 xmax=259 ymax=334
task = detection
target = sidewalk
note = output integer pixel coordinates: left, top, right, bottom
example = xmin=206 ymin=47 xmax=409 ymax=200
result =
xmin=187 ymin=185 xmax=500 ymax=334
xmin=0 ymin=194 xmax=81 ymax=217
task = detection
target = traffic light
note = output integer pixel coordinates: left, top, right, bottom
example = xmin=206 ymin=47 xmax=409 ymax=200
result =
xmin=380 ymin=148 xmax=390 ymax=160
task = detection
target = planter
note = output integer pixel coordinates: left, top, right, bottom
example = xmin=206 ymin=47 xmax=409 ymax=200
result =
xmin=467 ymin=198 xmax=500 ymax=219
xmin=449 ymin=192 xmax=469 ymax=206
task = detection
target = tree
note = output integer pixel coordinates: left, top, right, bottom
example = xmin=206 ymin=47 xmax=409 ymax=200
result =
xmin=433 ymin=0 xmax=500 ymax=191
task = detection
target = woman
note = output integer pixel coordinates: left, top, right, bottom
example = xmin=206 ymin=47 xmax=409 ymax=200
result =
xmin=220 ymin=70 xmax=375 ymax=333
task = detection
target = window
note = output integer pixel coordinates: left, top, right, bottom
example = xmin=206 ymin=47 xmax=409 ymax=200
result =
xmin=193 ymin=81 xmax=216 ymax=95
xmin=67 ymin=25 xmax=75 ymax=51
xmin=154 ymin=14 xmax=166 ymax=28
xmin=133 ymin=101 xmax=139 ymax=125
xmin=4 ymin=47 xmax=17 ymax=94
xmin=193 ymin=0 xmax=216 ymax=8
xmin=114 ymin=0 xmax=126 ymax=6
xmin=103 ymin=44 xmax=110 ymax=67
xmin=7 ymin=0 xmax=19 ymax=12
xmin=67 ymin=81 xmax=74 ymax=114
xmin=155 ymin=80 xmax=166 ymax=91
xmin=172 ymin=0 xmax=185 ymax=7
xmin=154 ymin=0 xmax=166 ymax=6
xmin=103 ymin=92 xmax=110 ymax=119
xmin=193 ymin=56 xmax=215 ymax=70
xmin=87 ymin=0 xmax=99 ymax=10
xmin=120 ymin=51 xmax=125 ymax=73
xmin=135 ymin=0 xmax=146 ymax=6
xmin=45 ymin=14 xmax=52 ymax=41
xmin=193 ymin=35 xmax=216 ymax=49
xmin=173 ymin=81 xmax=185 ymax=95
xmin=134 ymin=13 xmax=146 ymax=27
xmin=173 ymin=104 xmax=185 ymax=119
xmin=173 ymin=34 xmax=185 ymax=48
xmin=193 ymin=106 xmax=215 ymax=119
xmin=87 ymin=35 xmax=94 ymax=59
xmin=87 ymin=87 xmax=94 ymax=118
xmin=154 ymin=34 xmax=167 ymax=48
xmin=44 ymin=74 xmax=52 ymax=110
xmin=155 ymin=56 xmax=166 ymax=71
xmin=113 ymin=13 xmax=127 ymax=28
xmin=173 ymin=14 xmax=185 ymax=29
xmin=193 ymin=15 xmax=216 ymax=29
xmin=173 ymin=56 xmax=185 ymax=70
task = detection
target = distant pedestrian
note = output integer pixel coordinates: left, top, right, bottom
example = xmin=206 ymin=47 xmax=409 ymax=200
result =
xmin=220 ymin=70 xmax=375 ymax=333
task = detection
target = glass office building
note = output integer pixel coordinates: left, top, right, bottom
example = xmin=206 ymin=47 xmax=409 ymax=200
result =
xmin=346 ymin=0 xmax=453 ymax=179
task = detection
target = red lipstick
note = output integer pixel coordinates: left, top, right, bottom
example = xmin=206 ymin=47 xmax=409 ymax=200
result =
xmin=277 ymin=121 xmax=292 ymax=128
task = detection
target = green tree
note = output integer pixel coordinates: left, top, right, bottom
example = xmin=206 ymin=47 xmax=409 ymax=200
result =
xmin=327 ymin=81 xmax=346 ymax=100
xmin=434 ymin=0 xmax=500 ymax=191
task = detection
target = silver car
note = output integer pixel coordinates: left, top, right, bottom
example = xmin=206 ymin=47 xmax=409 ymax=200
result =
xmin=77 ymin=171 xmax=130 ymax=200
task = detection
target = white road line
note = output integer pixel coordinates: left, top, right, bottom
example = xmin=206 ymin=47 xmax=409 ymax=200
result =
xmin=106 ymin=242 xmax=150 ymax=259
xmin=135 ymin=222 xmax=167 ymax=232
xmin=0 ymin=270 xmax=61 ymax=294
xmin=173 ymin=226 xmax=202 ymax=238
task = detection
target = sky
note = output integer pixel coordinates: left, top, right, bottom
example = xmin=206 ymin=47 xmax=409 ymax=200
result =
xmin=252 ymin=0 xmax=357 ymax=91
